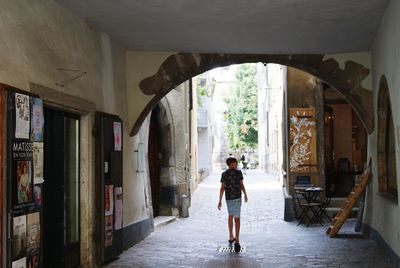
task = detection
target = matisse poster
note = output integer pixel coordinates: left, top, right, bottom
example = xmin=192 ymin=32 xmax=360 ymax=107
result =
xmin=15 ymin=93 xmax=30 ymax=139
xmin=30 ymin=98 xmax=44 ymax=142
xmin=17 ymin=161 xmax=33 ymax=204
xmin=113 ymin=121 xmax=122 ymax=151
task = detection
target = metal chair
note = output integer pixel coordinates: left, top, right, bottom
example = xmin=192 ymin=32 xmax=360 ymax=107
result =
xmin=295 ymin=189 xmax=323 ymax=227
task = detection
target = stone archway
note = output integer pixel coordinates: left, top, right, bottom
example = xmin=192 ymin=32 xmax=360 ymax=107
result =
xmin=147 ymin=99 xmax=179 ymax=217
xmin=130 ymin=53 xmax=374 ymax=136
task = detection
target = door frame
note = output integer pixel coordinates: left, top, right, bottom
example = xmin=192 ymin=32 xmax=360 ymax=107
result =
xmin=42 ymin=108 xmax=81 ymax=267
xmin=30 ymin=83 xmax=96 ymax=267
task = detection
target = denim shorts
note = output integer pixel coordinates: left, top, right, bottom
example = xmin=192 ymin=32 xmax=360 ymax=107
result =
xmin=226 ymin=198 xmax=242 ymax=218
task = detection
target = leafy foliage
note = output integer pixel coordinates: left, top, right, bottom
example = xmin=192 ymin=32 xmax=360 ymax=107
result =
xmin=224 ymin=64 xmax=258 ymax=151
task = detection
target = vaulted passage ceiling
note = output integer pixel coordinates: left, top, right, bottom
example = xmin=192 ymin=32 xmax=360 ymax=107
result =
xmin=55 ymin=0 xmax=390 ymax=53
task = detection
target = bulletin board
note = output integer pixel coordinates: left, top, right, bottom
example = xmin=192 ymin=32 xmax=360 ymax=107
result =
xmin=6 ymin=89 xmax=44 ymax=268
xmin=95 ymin=112 xmax=123 ymax=265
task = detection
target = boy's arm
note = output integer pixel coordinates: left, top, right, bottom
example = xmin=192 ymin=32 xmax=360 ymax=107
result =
xmin=218 ymin=183 xmax=224 ymax=210
xmin=240 ymin=180 xmax=248 ymax=202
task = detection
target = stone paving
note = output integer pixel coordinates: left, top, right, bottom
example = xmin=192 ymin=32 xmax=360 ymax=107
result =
xmin=105 ymin=170 xmax=394 ymax=268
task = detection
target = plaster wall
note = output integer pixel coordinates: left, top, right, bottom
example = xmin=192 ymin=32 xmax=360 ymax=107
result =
xmin=0 ymin=1 xmax=149 ymax=266
xmin=126 ymin=51 xmax=173 ymax=128
xmin=323 ymin=52 xmax=373 ymax=91
xmin=365 ymin=0 xmax=400 ymax=257
xmin=190 ymin=82 xmax=200 ymax=195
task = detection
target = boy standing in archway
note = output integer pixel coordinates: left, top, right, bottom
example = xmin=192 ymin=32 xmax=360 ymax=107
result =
xmin=218 ymin=157 xmax=248 ymax=253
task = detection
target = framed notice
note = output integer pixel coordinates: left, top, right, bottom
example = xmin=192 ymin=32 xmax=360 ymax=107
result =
xmin=15 ymin=93 xmax=30 ymax=139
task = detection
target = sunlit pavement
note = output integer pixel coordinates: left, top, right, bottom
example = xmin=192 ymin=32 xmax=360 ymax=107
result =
xmin=105 ymin=170 xmax=393 ymax=268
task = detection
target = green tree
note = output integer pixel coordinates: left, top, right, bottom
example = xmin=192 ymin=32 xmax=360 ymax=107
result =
xmin=224 ymin=64 xmax=258 ymax=151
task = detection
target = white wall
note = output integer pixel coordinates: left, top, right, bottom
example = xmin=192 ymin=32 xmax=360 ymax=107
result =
xmin=258 ymin=64 xmax=285 ymax=175
xmin=365 ymin=0 xmax=400 ymax=257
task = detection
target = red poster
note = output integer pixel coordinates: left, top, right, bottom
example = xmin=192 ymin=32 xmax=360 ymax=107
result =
xmin=105 ymin=185 xmax=114 ymax=216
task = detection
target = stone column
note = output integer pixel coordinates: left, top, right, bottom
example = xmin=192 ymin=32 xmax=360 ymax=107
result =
xmin=159 ymin=167 xmax=179 ymax=216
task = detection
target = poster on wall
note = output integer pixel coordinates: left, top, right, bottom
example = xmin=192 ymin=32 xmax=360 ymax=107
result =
xmin=289 ymin=108 xmax=317 ymax=173
xmin=17 ymin=161 xmax=33 ymax=204
xmin=105 ymin=185 xmax=114 ymax=216
xmin=32 ymin=142 xmax=44 ymax=184
xmin=27 ymin=212 xmax=40 ymax=255
xmin=12 ymin=215 xmax=27 ymax=260
xmin=113 ymin=121 xmax=122 ymax=151
xmin=30 ymin=98 xmax=44 ymax=142
xmin=114 ymin=187 xmax=123 ymax=230
xmin=105 ymin=215 xmax=113 ymax=247
xmin=27 ymin=255 xmax=39 ymax=268
xmin=15 ymin=93 xmax=30 ymax=139
xmin=33 ymin=185 xmax=42 ymax=206
xmin=12 ymin=257 xmax=26 ymax=268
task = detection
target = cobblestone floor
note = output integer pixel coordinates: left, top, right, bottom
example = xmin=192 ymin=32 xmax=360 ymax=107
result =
xmin=105 ymin=170 xmax=394 ymax=268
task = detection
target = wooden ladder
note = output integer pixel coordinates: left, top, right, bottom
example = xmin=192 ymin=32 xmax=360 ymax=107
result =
xmin=326 ymin=158 xmax=372 ymax=238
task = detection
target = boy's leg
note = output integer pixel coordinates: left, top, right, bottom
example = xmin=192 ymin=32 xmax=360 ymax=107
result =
xmin=234 ymin=217 xmax=240 ymax=243
xmin=228 ymin=215 xmax=234 ymax=240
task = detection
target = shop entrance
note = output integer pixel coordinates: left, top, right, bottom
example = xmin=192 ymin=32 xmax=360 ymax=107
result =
xmin=324 ymin=88 xmax=367 ymax=197
xmin=43 ymin=108 xmax=80 ymax=268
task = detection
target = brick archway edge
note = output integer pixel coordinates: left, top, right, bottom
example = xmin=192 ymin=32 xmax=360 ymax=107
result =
xmin=131 ymin=53 xmax=374 ymax=136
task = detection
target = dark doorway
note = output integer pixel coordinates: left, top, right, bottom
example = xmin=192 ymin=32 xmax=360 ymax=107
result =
xmin=324 ymin=106 xmax=335 ymax=196
xmin=324 ymin=88 xmax=367 ymax=197
xmin=148 ymin=107 xmax=161 ymax=217
xmin=43 ymin=108 xmax=80 ymax=268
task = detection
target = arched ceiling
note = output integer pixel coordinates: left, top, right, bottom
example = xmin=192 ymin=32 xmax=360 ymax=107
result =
xmin=54 ymin=0 xmax=389 ymax=53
